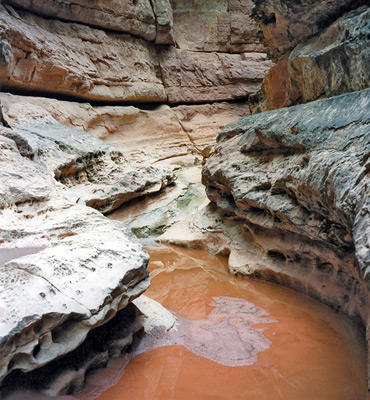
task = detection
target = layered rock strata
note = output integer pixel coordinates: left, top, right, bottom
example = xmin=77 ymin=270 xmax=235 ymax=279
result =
xmin=1 ymin=0 xmax=158 ymax=41
xmin=0 ymin=2 xmax=269 ymax=105
xmin=0 ymin=5 xmax=166 ymax=102
xmin=158 ymin=48 xmax=272 ymax=104
xmin=251 ymin=1 xmax=370 ymax=111
xmin=0 ymin=93 xmax=251 ymax=163
xmin=0 ymin=96 xmax=175 ymax=387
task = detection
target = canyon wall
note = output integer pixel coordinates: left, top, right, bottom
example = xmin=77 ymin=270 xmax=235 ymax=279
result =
xmin=198 ymin=0 xmax=370 ymax=389
xmin=250 ymin=0 xmax=370 ymax=112
xmin=0 ymin=0 xmax=269 ymax=395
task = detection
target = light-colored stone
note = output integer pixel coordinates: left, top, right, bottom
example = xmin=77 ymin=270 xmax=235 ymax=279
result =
xmin=0 ymin=5 xmax=166 ymax=102
xmin=0 ymin=91 xmax=180 ymax=383
xmin=0 ymin=94 xmax=250 ymax=164
xmin=133 ymin=295 xmax=178 ymax=334
xmin=0 ymin=137 xmax=150 ymax=382
xmin=174 ymin=102 xmax=251 ymax=156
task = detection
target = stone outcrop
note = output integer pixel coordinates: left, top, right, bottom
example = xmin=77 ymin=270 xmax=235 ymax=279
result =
xmin=0 ymin=93 xmax=177 ymax=387
xmin=0 ymin=93 xmax=251 ymax=164
xmin=158 ymin=48 xmax=272 ymax=104
xmin=251 ymin=0 xmax=368 ymax=57
xmin=0 ymin=5 xmax=166 ymax=102
xmin=2 ymin=0 xmax=159 ymax=42
xmin=200 ymin=88 xmax=370 ymax=382
xmin=152 ymin=0 xmax=175 ymax=45
xmin=1 ymin=303 xmax=143 ymax=397
xmin=0 ymin=2 xmax=270 ymax=105
xmin=253 ymin=6 xmax=370 ymax=111
xmin=172 ymin=0 xmax=264 ymax=53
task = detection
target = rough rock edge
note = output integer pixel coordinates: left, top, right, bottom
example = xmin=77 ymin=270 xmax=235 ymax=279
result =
xmin=162 ymin=89 xmax=370 ymax=386
xmin=1 ymin=303 xmax=143 ymax=397
xmin=0 ymin=99 xmax=175 ymax=385
xmin=250 ymin=2 xmax=370 ymax=111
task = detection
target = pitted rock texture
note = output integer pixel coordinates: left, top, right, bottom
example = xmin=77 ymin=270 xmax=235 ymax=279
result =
xmin=202 ymin=89 xmax=370 ymax=347
xmin=172 ymin=0 xmax=264 ymax=53
xmin=254 ymin=6 xmax=370 ymax=111
xmin=0 ymin=5 xmax=166 ymax=103
xmin=0 ymin=94 xmax=175 ymax=213
xmin=158 ymin=48 xmax=272 ymax=104
xmin=2 ymin=0 xmax=157 ymax=41
xmin=1 ymin=303 xmax=143 ymax=397
xmin=0 ymin=94 xmax=176 ymax=384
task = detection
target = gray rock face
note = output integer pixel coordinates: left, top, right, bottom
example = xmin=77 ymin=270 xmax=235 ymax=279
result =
xmin=251 ymin=0 xmax=368 ymax=57
xmin=202 ymin=88 xmax=370 ymax=380
xmin=0 ymin=95 xmax=175 ymax=386
xmin=254 ymin=6 xmax=370 ymax=111
xmin=152 ymin=0 xmax=175 ymax=45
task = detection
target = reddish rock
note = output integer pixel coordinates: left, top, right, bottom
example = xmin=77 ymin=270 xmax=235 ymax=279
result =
xmin=2 ymin=0 xmax=157 ymax=41
xmin=159 ymin=48 xmax=272 ymax=103
xmin=0 ymin=5 xmax=166 ymax=102
xmin=172 ymin=0 xmax=264 ymax=52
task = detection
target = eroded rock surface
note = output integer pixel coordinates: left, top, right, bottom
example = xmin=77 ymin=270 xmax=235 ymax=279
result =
xmin=0 ymin=5 xmax=166 ymax=102
xmin=0 ymin=94 xmax=175 ymax=388
xmin=1 ymin=0 xmax=157 ymax=40
xmin=0 ymin=94 xmax=251 ymax=164
xmin=254 ymin=6 xmax=370 ymax=111
xmin=251 ymin=1 xmax=370 ymax=111
xmin=251 ymin=0 xmax=368 ymax=57
xmin=158 ymin=48 xmax=272 ymax=104
xmin=199 ymin=89 xmax=370 ymax=379
xmin=172 ymin=0 xmax=264 ymax=53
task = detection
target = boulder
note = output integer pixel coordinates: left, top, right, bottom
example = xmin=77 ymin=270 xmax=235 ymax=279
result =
xmin=0 ymin=5 xmax=166 ymax=102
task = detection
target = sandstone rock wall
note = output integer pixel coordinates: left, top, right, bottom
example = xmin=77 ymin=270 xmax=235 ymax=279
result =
xmin=251 ymin=0 xmax=370 ymax=111
xmin=0 ymin=1 xmax=268 ymax=105
xmin=0 ymin=92 xmax=181 ymax=388
xmin=202 ymin=88 xmax=370 ymax=384
xmin=2 ymin=0 xmax=159 ymax=41
xmin=0 ymin=5 xmax=166 ymax=102
xmin=172 ymin=0 xmax=264 ymax=53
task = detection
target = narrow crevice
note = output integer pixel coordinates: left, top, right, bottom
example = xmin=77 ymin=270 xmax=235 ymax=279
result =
xmin=0 ymin=85 xmax=252 ymax=109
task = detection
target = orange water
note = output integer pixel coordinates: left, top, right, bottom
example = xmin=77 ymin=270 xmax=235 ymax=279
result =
xmin=95 ymin=245 xmax=367 ymax=400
